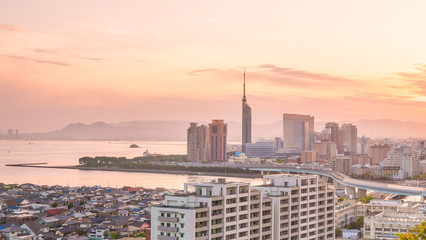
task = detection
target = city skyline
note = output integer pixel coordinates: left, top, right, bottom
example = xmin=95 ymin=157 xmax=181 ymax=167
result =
xmin=1 ymin=1 xmax=426 ymax=133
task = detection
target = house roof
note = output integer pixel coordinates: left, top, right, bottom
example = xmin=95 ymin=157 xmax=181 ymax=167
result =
xmin=21 ymin=222 xmax=46 ymax=233
xmin=45 ymin=209 xmax=62 ymax=216
xmin=0 ymin=224 xmax=26 ymax=233
xmin=119 ymin=225 xmax=139 ymax=232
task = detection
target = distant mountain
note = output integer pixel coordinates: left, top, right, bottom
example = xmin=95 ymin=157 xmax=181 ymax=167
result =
xmin=20 ymin=119 xmax=426 ymax=141
xmin=354 ymin=119 xmax=426 ymax=139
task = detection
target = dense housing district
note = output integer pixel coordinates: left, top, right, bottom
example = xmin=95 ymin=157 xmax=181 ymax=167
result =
xmin=1 ymin=173 xmax=426 ymax=240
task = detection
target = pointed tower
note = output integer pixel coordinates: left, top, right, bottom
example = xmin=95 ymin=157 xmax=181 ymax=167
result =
xmin=242 ymin=69 xmax=252 ymax=153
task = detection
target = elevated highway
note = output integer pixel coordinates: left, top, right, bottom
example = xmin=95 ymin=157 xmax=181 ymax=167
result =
xmin=249 ymin=167 xmax=426 ymax=199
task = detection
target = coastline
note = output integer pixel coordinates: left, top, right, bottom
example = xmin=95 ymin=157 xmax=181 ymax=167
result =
xmin=6 ymin=164 xmax=263 ymax=179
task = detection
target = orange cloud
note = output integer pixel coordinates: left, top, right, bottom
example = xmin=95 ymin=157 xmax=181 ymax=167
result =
xmin=0 ymin=54 xmax=71 ymax=67
xmin=0 ymin=23 xmax=24 ymax=32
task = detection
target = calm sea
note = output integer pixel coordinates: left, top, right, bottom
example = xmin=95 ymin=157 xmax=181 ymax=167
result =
xmin=0 ymin=140 xmax=262 ymax=189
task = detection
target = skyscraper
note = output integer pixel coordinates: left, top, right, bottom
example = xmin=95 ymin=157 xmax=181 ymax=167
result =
xmin=209 ymin=120 xmax=228 ymax=162
xmin=342 ymin=124 xmax=358 ymax=153
xmin=242 ymin=69 xmax=252 ymax=153
xmin=187 ymin=123 xmax=210 ymax=162
xmin=283 ymin=113 xmax=314 ymax=151
xmin=325 ymin=122 xmax=343 ymax=153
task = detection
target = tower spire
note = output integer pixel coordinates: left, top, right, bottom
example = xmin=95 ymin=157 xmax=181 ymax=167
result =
xmin=243 ymin=68 xmax=246 ymax=102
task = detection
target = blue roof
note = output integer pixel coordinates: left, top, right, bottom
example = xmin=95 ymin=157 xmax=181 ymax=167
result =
xmin=235 ymin=152 xmax=242 ymax=156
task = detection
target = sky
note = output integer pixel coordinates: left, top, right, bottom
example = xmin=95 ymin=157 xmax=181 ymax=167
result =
xmin=0 ymin=0 xmax=425 ymax=132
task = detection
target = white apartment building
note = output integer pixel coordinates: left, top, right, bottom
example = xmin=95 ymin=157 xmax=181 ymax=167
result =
xmin=381 ymin=145 xmax=420 ymax=179
xmin=356 ymin=200 xmax=420 ymax=218
xmin=151 ymin=178 xmax=273 ymax=240
xmin=364 ymin=211 xmax=426 ymax=239
xmin=335 ymin=199 xmax=356 ymax=229
xmin=151 ymin=174 xmax=335 ymax=240
xmin=252 ymin=174 xmax=335 ymax=240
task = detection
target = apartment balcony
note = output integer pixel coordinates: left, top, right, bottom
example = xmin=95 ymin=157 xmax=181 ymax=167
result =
xmin=195 ymin=225 xmax=209 ymax=233
xmin=250 ymin=232 xmax=260 ymax=238
xmin=195 ymin=235 xmax=209 ymax=240
xmin=238 ymin=192 xmax=249 ymax=198
xmin=196 ymin=207 xmax=209 ymax=212
xmin=226 ymin=203 xmax=237 ymax=208
xmin=157 ymin=226 xmax=178 ymax=232
xmin=262 ymin=230 xmax=272 ymax=236
xmin=196 ymin=216 xmax=209 ymax=222
xmin=239 ymin=209 xmax=249 ymax=215
xmin=290 ymin=209 xmax=299 ymax=214
xmin=262 ymin=205 xmax=272 ymax=211
xmin=250 ymin=224 xmax=260 ymax=230
xmin=211 ymin=223 xmax=224 ymax=229
xmin=211 ymin=214 xmax=223 ymax=220
xmin=212 ymin=205 xmax=223 ymax=211
xmin=158 ymin=236 xmax=178 ymax=240
xmin=211 ymin=232 xmax=223 ymax=239
xmin=262 ymin=221 xmax=272 ymax=228
xmin=280 ymin=218 xmax=289 ymax=223
xmin=158 ymin=216 xmax=179 ymax=223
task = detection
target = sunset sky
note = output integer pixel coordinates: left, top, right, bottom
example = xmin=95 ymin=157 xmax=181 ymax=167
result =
xmin=1 ymin=0 xmax=425 ymax=132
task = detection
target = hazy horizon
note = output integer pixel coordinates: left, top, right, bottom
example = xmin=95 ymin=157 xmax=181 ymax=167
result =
xmin=1 ymin=1 xmax=425 ymax=133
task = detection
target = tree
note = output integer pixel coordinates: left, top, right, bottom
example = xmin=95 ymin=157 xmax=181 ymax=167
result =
xmin=136 ymin=232 xmax=146 ymax=238
xmin=356 ymin=216 xmax=364 ymax=229
xmin=358 ymin=195 xmax=374 ymax=204
xmin=103 ymin=230 xmax=109 ymax=239
xmin=67 ymin=203 xmax=74 ymax=209
xmin=397 ymin=221 xmax=426 ymax=239
xmin=51 ymin=203 xmax=58 ymax=208
xmin=78 ymin=230 xmax=87 ymax=236
xmin=110 ymin=231 xmax=121 ymax=239
xmin=335 ymin=227 xmax=342 ymax=237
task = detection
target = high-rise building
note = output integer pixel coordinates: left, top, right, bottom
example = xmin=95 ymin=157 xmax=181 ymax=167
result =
xmin=274 ymin=137 xmax=283 ymax=151
xmin=325 ymin=122 xmax=339 ymax=143
xmin=283 ymin=114 xmax=314 ymax=152
xmin=151 ymin=178 xmax=273 ymax=240
xmin=300 ymin=150 xmax=318 ymax=163
xmin=242 ymin=70 xmax=252 ymax=153
xmin=151 ymin=174 xmax=335 ymax=240
xmin=325 ymin=122 xmax=344 ymax=154
xmin=209 ymin=120 xmax=228 ymax=162
xmin=7 ymin=129 xmax=13 ymax=139
xmin=330 ymin=156 xmax=352 ymax=174
xmin=341 ymin=124 xmax=357 ymax=154
xmin=381 ymin=145 xmax=420 ymax=178
xmin=253 ymin=174 xmax=336 ymax=240
xmin=187 ymin=123 xmax=210 ymax=162
xmin=360 ymin=136 xmax=370 ymax=154
xmin=369 ymin=144 xmax=391 ymax=165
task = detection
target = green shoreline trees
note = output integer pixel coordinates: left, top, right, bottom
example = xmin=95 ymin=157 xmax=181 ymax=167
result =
xmin=78 ymin=156 xmax=258 ymax=174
